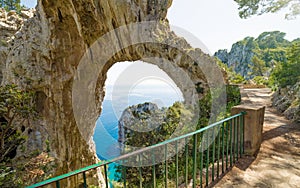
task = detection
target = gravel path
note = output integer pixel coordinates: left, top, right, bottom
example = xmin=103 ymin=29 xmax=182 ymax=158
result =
xmin=215 ymin=88 xmax=300 ymax=188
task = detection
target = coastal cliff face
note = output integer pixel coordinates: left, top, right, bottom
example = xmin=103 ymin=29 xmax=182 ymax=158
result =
xmin=272 ymin=82 xmax=300 ymax=122
xmin=0 ymin=8 xmax=34 ymax=83
xmin=118 ymin=102 xmax=165 ymax=146
xmin=1 ymin=0 xmax=223 ymax=186
xmin=214 ymin=39 xmax=255 ymax=79
xmin=214 ymin=32 xmax=290 ymax=80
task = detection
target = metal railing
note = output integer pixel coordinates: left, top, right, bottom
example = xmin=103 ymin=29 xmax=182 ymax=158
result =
xmin=27 ymin=112 xmax=245 ymax=188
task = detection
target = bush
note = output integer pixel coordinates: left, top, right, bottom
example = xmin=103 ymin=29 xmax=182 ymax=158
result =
xmin=269 ymin=41 xmax=300 ymax=89
xmin=0 ymin=84 xmax=36 ymax=187
xmin=252 ymin=76 xmax=268 ymax=85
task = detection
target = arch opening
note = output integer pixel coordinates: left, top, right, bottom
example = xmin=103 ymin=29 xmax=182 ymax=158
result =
xmin=71 ymin=21 xmax=227 ymax=182
xmin=93 ymin=60 xmax=185 ymax=180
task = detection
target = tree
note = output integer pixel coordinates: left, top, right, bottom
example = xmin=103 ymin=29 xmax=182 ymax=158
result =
xmin=269 ymin=41 xmax=300 ymax=88
xmin=234 ymin=0 xmax=300 ymax=19
xmin=115 ymin=102 xmax=193 ymax=187
xmin=287 ymin=40 xmax=300 ymax=63
xmin=0 ymin=0 xmax=23 ymax=12
xmin=215 ymin=58 xmax=246 ymax=84
xmin=0 ymin=84 xmax=36 ymax=162
xmin=255 ymin=31 xmax=289 ymax=49
xmin=249 ymin=55 xmax=267 ymax=77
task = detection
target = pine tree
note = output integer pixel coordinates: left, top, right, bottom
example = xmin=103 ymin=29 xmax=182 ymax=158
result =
xmin=249 ymin=56 xmax=267 ymax=77
xmin=234 ymin=0 xmax=300 ymax=19
xmin=0 ymin=0 xmax=4 ymax=8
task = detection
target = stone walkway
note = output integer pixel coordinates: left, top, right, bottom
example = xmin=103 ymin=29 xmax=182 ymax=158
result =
xmin=215 ymin=88 xmax=300 ymax=188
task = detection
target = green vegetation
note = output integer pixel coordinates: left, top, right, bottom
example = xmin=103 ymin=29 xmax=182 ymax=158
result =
xmin=249 ymin=55 xmax=267 ymax=77
xmin=252 ymin=32 xmax=300 ymax=88
xmin=252 ymin=76 xmax=268 ymax=85
xmin=0 ymin=84 xmax=37 ymax=187
xmin=256 ymin=31 xmax=290 ymax=49
xmin=0 ymin=39 xmax=8 ymax=47
xmin=115 ymin=86 xmax=241 ymax=187
xmin=234 ymin=0 xmax=300 ymax=19
xmin=216 ymin=31 xmax=300 ymax=89
xmin=0 ymin=0 xmax=24 ymax=12
xmin=115 ymin=102 xmax=191 ymax=187
xmin=122 ymin=102 xmax=192 ymax=149
xmin=216 ymin=58 xmax=246 ymax=85
xmin=269 ymin=41 xmax=300 ymax=88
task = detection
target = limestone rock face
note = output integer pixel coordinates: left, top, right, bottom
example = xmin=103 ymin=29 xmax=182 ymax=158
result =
xmin=0 ymin=8 xmax=34 ymax=41
xmin=214 ymin=41 xmax=254 ymax=79
xmin=118 ymin=102 xmax=165 ymax=145
xmin=214 ymin=49 xmax=228 ymax=63
xmin=1 ymin=0 xmax=225 ymax=186
xmin=272 ymin=82 xmax=300 ymax=122
xmin=0 ymin=8 xmax=35 ymax=83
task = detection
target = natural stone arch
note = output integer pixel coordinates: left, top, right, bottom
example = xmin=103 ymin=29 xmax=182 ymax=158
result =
xmin=73 ymin=20 xmax=227 ymax=168
xmin=2 ymin=0 xmax=226 ymax=186
xmin=73 ymin=22 xmax=218 ymax=142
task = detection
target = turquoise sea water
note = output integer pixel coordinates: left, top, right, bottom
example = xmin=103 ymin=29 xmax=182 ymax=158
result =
xmin=93 ymin=100 xmax=119 ymax=181
xmin=93 ymin=85 xmax=183 ymax=183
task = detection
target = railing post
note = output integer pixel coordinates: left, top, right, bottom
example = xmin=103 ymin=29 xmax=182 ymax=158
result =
xmin=192 ymin=134 xmax=197 ymax=188
xmin=239 ymin=115 xmax=243 ymax=157
xmin=175 ymin=141 xmax=179 ymax=188
xmin=152 ymin=150 xmax=156 ymax=188
xmin=200 ymin=133 xmax=204 ymax=188
xmin=138 ymin=155 xmax=142 ymax=188
xmin=212 ymin=128 xmax=215 ymax=182
xmin=104 ymin=165 xmax=109 ymax=188
xmin=231 ymin=106 xmax=265 ymax=156
xmin=221 ymin=124 xmax=225 ymax=173
xmin=185 ymin=138 xmax=188 ymax=187
xmin=205 ymin=131 xmax=209 ymax=187
xmin=229 ymin=119 xmax=233 ymax=167
xmin=55 ymin=181 xmax=60 ymax=188
xmin=225 ymin=123 xmax=229 ymax=170
xmin=217 ymin=127 xmax=220 ymax=178
xmin=165 ymin=144 xmax=168 ymax=188
xmin=123 ymin=165 xmax=127 ymax=188
xmin=82 ymin=172 xmax=87 ymax=188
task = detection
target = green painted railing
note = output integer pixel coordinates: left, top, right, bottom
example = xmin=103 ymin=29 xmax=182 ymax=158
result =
xmin=27 ymin=112 xmax=245 ymax=188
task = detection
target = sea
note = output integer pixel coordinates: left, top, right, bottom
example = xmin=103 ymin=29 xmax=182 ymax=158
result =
xmin=93 ymin=84 xmax=183 ymax=183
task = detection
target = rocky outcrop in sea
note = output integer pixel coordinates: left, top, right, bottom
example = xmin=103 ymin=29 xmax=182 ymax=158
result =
xmin=118 ymin=102 xmax=166 ymax=146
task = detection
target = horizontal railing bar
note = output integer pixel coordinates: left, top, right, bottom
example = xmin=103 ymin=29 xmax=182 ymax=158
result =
xmin=28 ymin=112 xmax=245 ymax=188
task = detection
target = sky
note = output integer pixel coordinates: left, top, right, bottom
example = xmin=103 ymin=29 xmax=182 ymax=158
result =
xmin=168 ymin=0 xmax=300 ymax=53
xmin=103 ymin=61 xmax=183 ymax=102
xmin=21 ymin=0 xmax=36 ymax=9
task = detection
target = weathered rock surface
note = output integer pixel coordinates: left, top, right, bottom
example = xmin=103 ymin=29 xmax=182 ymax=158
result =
xmin=1 ymin=0 xmax=225 ymax=186
xmin=214 ymin=32 xmax=293 ymax=80
xmin=0 ymin=8 xmax=34 ymax=41
xmin=272 ymin=82 xmax=300 ymax=122
xmin=118 ymin=102 xmax=166 ymax=145
xmin=214 ymin=38 xmax=255 ymax=79
xmin=0 ymin=8 xmax=34 ymax=83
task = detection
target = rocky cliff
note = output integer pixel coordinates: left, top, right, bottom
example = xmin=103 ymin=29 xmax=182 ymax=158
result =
xmin=118 ymin=102 xmax=166 ymax=147
xmin=117 ymin=101 xmax=194 ymax=168
xmin=272 ymin=82 xmax=300 ymax=122
xmin=214 ymin=31 xmax=292 ymax=80
xmin=1 ymin=0 xmax=225 ymax=186
xmin=214 ymin=37 xmax=256 ymax=79
xmin=0 ymin=8 xmax=34 ymax=83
